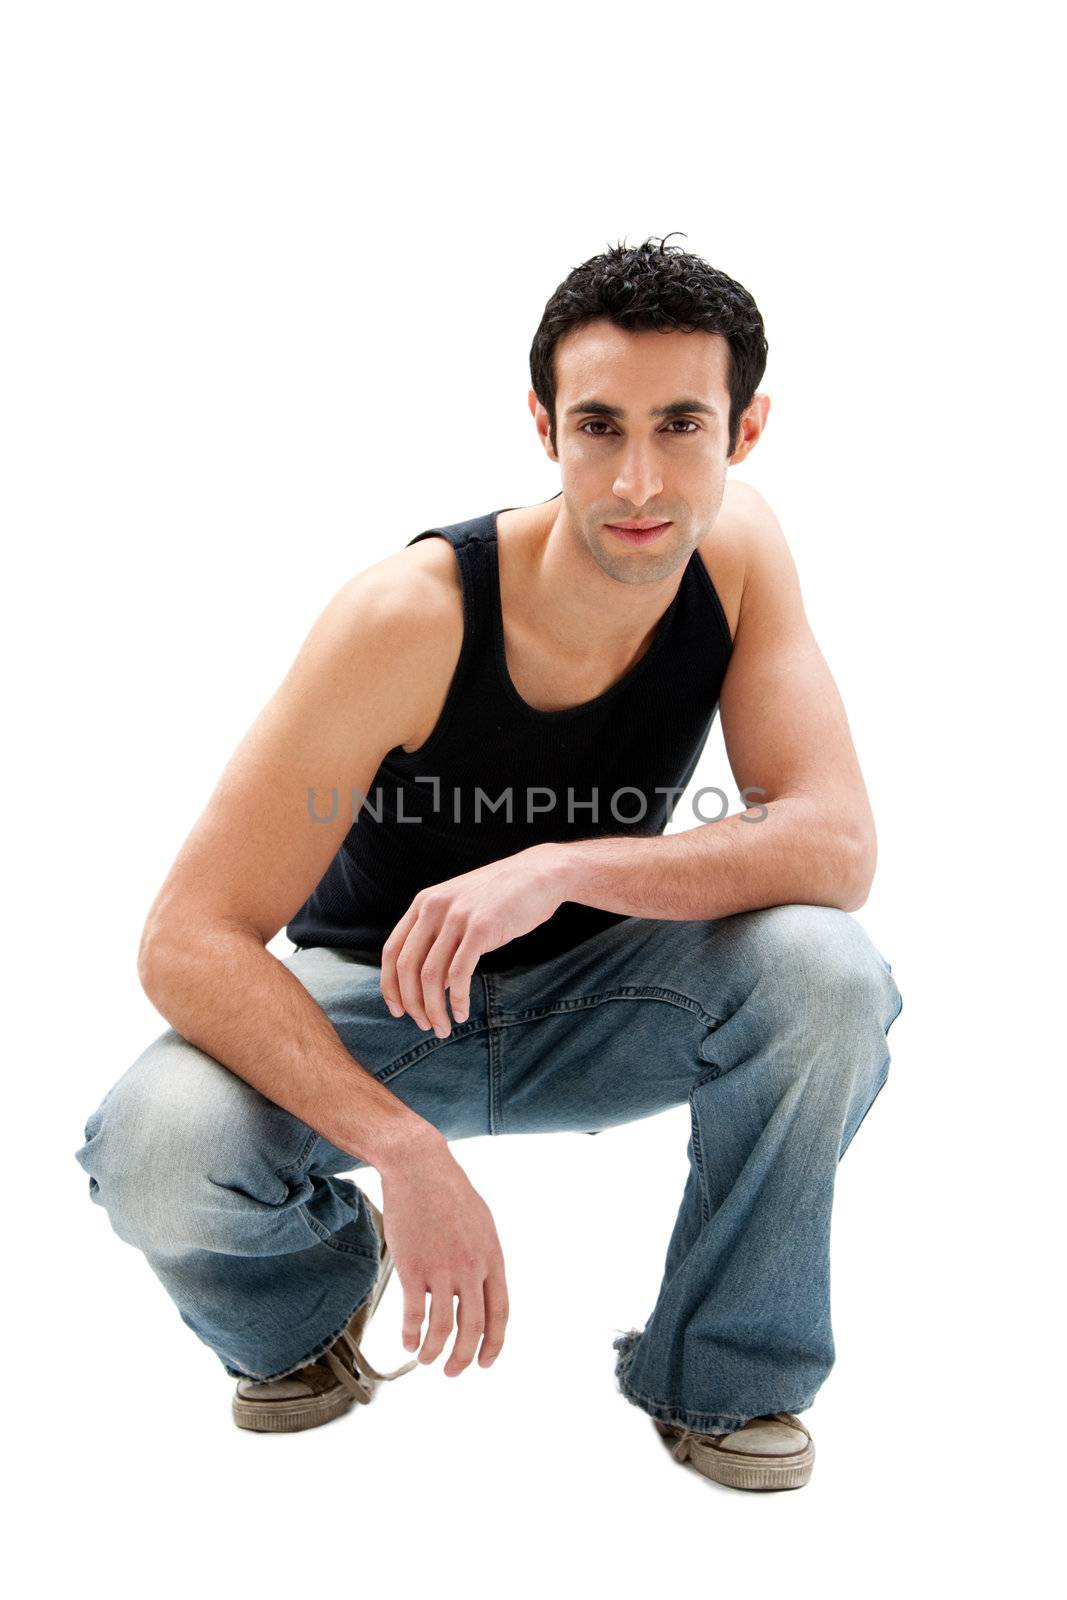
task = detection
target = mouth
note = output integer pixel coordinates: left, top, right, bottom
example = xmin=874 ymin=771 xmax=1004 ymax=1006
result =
xmin=604 ymin=520 xmax=673 ymax=546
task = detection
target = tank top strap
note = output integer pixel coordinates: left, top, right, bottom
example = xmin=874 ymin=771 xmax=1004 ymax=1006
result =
xmin=405 ymin=508 xmax=500 ymax=664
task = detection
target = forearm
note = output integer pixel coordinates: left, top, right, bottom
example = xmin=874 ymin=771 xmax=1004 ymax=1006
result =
xmin=138 ymin=925 xmax=444 ymax=1175
xmin=549 ymin=796 xmax=873 ymax=922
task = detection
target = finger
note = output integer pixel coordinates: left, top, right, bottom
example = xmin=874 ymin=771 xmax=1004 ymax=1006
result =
xmin=401 ymin=1281 xmax=427 ymax=1353
xmin=417 ymin=1284 xmax=456 ymax=1365
xmin=444 ymin=1279 xmax=487 ymax=1377
xmin=395 ymin=922 xmax=440 ymax=1031
xmin=446 ymin=929 xmax=484 ymax=1024
xmin=419 ymin=926 xmax=466 ymax=1037
xmin=380 ymin=907 xmax=419 ymax=1018
xmin=478 ymin=1266 xmax=509 ymax=1367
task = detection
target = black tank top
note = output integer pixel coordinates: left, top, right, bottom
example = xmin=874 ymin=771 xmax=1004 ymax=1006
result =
xmin=286 ymin=495 xmax=733 ymax=973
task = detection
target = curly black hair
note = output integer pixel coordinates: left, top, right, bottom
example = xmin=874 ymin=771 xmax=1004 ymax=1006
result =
xmin=529 ymin=233 xmax=768 ymax=458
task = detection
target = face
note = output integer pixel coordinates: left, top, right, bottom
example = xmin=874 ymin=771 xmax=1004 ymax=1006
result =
xmin=529 ymin=318 xmax=767 ymax=585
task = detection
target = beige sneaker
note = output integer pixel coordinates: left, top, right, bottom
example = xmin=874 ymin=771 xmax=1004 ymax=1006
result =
xmin=232 ymin=1194 xmax=417 ymax=1433
xmin=654 ymin=1412 xmax=815 ymax=1491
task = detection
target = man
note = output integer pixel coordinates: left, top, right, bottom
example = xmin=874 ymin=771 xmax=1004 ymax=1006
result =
xmin=76 ymin=236 xmax=902 ymax=1493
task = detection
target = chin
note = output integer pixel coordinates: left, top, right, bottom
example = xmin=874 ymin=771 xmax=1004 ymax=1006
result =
xmin=594 ymin=539 xmax=684 ymax=584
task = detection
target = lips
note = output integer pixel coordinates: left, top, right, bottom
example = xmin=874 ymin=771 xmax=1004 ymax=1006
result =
xmin=605 ymin=520 xmax=672 ymax=545
xmin=605 ymin=520 xmax=672 ymax=531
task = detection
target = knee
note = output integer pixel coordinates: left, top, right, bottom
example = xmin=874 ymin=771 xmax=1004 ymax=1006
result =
xmin=729 ymin=903 xmax=902 ymax=1033
xmin=75 ymin=1030 xmax=317 ymax=1253
xmin=76 ymin=1030 xmax=227 ymax=1249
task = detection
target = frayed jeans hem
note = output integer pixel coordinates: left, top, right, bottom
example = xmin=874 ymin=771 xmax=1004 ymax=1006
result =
xmin=611 ymin=1329 xmax=814 ymax=1438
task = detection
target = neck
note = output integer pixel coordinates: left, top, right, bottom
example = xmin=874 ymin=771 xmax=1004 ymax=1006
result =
xmin=502 ymin=495 xmax=689 ymax=665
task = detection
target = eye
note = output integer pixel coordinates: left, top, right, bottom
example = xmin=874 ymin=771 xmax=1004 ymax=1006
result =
xmin=578 ymin=419 xmax=700 ymax=437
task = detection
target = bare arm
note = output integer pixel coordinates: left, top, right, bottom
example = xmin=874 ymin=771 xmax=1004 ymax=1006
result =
xmin=138 ymin=549 xmax=510 ymax=1375
xmin=137 ymin=558 xmax=448 ymax=1170
xmin=142 ymin=922 xmax=441 ymax=1171
xmin=551 ymin=486 xmax=878 ymax=918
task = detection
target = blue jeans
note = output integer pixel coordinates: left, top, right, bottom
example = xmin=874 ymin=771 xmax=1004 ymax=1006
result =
xmin=75 ymin=902 xmax=903 ymax=1436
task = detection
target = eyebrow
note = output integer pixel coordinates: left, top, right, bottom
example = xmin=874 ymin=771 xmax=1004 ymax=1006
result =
xmin=564 ymin=397 xmax=720 ymax=420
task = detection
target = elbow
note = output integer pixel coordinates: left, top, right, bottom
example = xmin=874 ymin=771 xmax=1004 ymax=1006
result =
xmin=137 ymin=906 xmax=184 ymax=994
xmin=138 ymin=912 xmax=264 ymax=994
xmin=138 ymin=894 xmax=177 ymax=993
xmin=837 ymin=823 xmax=877 ymax=911
xmin=137 ymin=928 xmax=168 ymax=996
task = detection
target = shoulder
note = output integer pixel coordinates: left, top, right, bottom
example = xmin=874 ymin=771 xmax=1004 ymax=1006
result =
xmin=700 ymin=480 xmax=809 ymax=662
xmin=696 ymin=480 xmax=799 ymax=647
xmin=697 ymin=476 xmax=771 ymax=646
xmin=294 ymin=532 xmax=466 ymax=753
xmin=316 ymin=531 xmax=465 ymax=658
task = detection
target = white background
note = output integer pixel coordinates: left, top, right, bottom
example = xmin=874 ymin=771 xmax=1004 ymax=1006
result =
xmin=3 ymin=2 xmax=1062 ymax=1594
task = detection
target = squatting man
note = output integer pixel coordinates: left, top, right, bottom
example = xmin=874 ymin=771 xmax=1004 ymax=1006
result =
xmin=76 ymin=234 xmax=902 ymax=1494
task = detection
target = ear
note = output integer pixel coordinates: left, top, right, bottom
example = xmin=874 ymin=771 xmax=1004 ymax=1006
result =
xmin=727 ymin=392 xmax=771 ymax=466
xmin=529 ymin=388 xmax=559 ymax=462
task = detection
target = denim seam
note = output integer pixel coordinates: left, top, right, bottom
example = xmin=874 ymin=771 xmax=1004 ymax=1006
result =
xmin=373 ymin=1016 xmax=492 ymax=1085
xmin=366 ymin=991 xmax=721 ymax=1085
xmin=276 ymin=1126 xmax=321 ymax=1181
xmin=496 ymin=987 xmax=724 ymax=1030
xmin=263 ymin=1125 xmax=382 ymax=1261
xmin=203 ymin=1124 xmax=325 ymax=1221
xmin=483 ymin=973 xmax=502 ymax=1135
xmin=272 ymin=1125 xmax=371 ymax=1255
xmin=688 ymin=1071 xmax=718 ymax=1226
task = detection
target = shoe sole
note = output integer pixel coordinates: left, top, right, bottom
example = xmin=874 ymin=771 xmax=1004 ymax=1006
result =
xmin=232 ymin=1385 xmax=360 ymax=1434
xmin=654 ymin=1419 xmax=815 ymax=1491
xmin=232 ymin=1195 xmax=394 ymax=1435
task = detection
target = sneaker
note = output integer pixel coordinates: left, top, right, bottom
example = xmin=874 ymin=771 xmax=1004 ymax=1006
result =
xmin=232 ymin=1193 xmax=417 ymax=1433
xmin=654 ymin=1412 xmax=815 ymax=1491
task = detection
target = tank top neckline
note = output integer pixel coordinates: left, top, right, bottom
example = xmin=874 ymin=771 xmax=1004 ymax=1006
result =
xmin=484 ymin=504 xmax=690 ymax=722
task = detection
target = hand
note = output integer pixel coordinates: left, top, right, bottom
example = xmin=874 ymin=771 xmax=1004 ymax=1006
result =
xmin=380 ymin=843 xmax=567 ymax=1032
xmin=379 ymin=1139 xmax=509 ymax=1376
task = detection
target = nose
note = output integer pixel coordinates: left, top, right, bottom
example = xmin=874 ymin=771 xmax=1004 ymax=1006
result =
xmin=612 ymin=446 xmax=664 ymax=508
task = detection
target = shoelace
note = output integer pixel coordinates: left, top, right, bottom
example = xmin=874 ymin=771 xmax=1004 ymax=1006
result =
xmin=321 ymin=1324 xmax=418 ymax=1403
xmin=665 ymin=1413 xmax=811 ymax=1462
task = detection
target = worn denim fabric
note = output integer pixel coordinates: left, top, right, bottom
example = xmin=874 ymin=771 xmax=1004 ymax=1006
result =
xmin=75 ymin=902 xmax=903 ymax=1435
